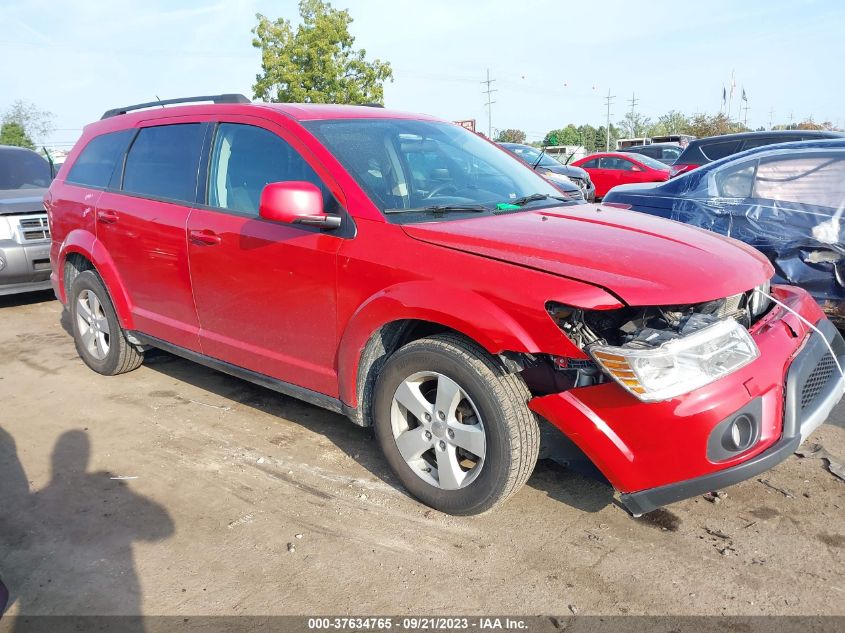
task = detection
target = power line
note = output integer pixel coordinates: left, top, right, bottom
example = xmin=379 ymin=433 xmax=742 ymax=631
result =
xmin=480 ymin=68 xmax=497 ymax=139
xmin=604 ymin=89 xmax=615 ymax=151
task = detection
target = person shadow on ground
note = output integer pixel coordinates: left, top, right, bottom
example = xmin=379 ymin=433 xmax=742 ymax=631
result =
xmin=0 ymin=428 xmax=174 ymax=632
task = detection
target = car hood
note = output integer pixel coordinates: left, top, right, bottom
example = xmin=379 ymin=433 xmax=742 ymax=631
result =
xmin=0 ymin=188 xmax=47 ymax=215
xmin=541 ymin=164 xmax=589 ymax=180
xmin=401 ymin=204 xmax=773 ymax=306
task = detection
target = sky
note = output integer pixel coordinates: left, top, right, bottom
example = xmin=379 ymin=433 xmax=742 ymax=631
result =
xmin=2 ymin=0 xmax=844 ymax=150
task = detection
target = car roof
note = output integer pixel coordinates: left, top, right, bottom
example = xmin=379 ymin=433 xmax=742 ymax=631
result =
xmin=689 ymin=129 xmax=843 ymax=145
xmin=697 ymin=138 xmax=845 ymax=171
xmin=623 ymin=143 xmax=680 ymax=149
xmin=83 ymin=102 xmax=441 ymax=136
xmin=0 ymin=144 xmax=42 ymax=154
xmin=581 ymin=152 xmax=640 ymax=159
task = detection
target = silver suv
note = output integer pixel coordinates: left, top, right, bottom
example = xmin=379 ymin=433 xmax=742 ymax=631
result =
xmin=0 ymin=145 xmax=53 ymax=296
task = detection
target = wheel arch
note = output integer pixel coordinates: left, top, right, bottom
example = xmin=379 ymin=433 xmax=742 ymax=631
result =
xmin=338 ymin=283 xmax=540 ymax=426
xmin=58 ymin=230 xmax=134 ymax=329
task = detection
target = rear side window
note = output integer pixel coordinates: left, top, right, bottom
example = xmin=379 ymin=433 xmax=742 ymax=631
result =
xmin=580 ymin=158 xmax=599 ymax=168
xmin=207 ymin=123 xmax=335 ymax=216
xmin=753 ymin=155 xmax=845 ymax=208
xmin=66 ymin=130 xmax=133 ymax=189
xmin=701 ymin=140 xmax=742 ymax=161
xmin=123 ymin=124 xmax=204 ymax=203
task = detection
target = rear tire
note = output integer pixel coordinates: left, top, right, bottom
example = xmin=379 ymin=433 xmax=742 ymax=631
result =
xmin=373 ymin=334 xmax=539 ymax=515
xmin=69 ymin=270 xmax=143 ymax=375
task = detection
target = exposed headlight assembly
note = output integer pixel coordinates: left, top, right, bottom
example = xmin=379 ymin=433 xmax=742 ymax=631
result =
xmin=590 ymin=319 xmax=759 ymax=402
xmin=749 ymin=279 xmax=772 ymax=318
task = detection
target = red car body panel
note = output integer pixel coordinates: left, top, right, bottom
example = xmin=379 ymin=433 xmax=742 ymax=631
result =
xmin=402 ymin=205 xmax=773 ymax=306
xmin=572 ymin=152 xmax=670 ymax=198
xmin=669 ymin=163 xmax=699 ymax=178
xmin=531 ymin=285 xmax=824 ymax=492
xmin=45 ymin=101 xmax=838 ymax=510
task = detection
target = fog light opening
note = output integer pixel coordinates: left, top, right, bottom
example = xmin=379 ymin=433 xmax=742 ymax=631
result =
xmin=725 ymin=414 xmax=754 ymax=452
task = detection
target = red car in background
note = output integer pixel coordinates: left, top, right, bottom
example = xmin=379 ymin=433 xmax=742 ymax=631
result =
xmin=571 ymin=152 xmax=670 ymax=199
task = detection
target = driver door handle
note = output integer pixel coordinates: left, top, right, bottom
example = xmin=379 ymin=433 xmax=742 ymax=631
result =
xmin=96 ymin=210 xmax=119 ymax=224
xmin=189 ymin=229 xmax=222 ymax=246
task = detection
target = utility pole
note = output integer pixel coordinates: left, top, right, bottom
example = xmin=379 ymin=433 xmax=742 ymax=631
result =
xmin=768 ymin=107 xmax=774 ymax=130
xmin=742 ymin=103 xmax=750 ymax=128
xmin=789 ymin=111 xmax=795 ymax=130
xmin=604 ymin=89 xmax=615 ymax=151
xmin=480 ymin=69 xmax=497 ymax=139
xmin=628 ymin=92 xmax=639 ymax=137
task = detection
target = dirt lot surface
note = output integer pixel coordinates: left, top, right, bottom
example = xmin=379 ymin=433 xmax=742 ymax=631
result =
xmin=1 ymin=291 xmax=844 ymax=618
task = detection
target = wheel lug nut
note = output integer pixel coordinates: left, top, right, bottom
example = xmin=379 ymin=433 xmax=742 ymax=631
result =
xmin=424 ymin=413 xmax=431 ymax=422
xmin=437 ymin=411 xmax=445 ymax=421
xmin=438 ymin=441 xmax=446 ymax=450
xmin=447 ymin=429 xmax=454 ymax=439
xmin=424 ymin=431 xmax=432 ymax=440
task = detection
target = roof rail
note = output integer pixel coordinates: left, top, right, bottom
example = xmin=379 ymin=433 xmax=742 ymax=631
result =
xmin=101 ymin=94 xmax=251 ymax=119
xmin=361 ymin=103 xmax=385 ymax=108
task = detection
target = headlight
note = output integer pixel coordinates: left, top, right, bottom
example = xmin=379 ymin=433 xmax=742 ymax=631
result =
xmin=749 ymin=280 xmax=772 ymax=318
xmin=0 ymin=217 xmax=12 ymax=240
xmin=590 ymin=319 xmax=759 ymax=402
xmin=544 ymin=172 xmax=573 ymax=186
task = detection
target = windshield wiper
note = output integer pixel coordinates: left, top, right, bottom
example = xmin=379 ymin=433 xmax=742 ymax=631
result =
xmin=385 ymin=204 xmax=488 ymax=215
xmin=531 ymin=147 xmax=547 ymax=169
xmin=509 ymin=193 xmax=568 ymax=206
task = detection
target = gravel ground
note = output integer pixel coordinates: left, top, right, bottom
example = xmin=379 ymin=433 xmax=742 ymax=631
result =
xmin=0 ymin=291 xmax=843 ymax=618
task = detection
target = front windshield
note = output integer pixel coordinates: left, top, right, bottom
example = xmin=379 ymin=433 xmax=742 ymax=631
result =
xmin=0 ymin=149 xmax=52 ymax=190
xmin=303 ymin=119 xmax=566 ymax=222
xmin=506 ymin=145 xmax=560 ymax=168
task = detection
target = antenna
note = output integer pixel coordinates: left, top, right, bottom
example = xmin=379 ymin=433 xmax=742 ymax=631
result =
xmin=480 ymin=69 xmax=497 ymax=139
xmin=604 ymin=89 xmax=616 ymax=151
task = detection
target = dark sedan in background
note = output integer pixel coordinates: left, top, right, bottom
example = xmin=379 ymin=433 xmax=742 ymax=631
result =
xmin=499 ymin=142 xmax=596 ymax=201
xmin=603 ymin=139 xmax=845 ymax=324
xmin=620 ymin=142 xmax=683 ymax=165
xmin=669 ymin=129 xmax=843 ymax=178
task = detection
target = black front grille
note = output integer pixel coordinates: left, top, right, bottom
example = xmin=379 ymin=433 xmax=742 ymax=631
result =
xmin=800 ymin=353 xmax=837 ymax=410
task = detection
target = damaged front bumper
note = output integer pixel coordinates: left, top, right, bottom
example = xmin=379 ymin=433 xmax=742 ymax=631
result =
xmin=529 ymin=286 xmax=845 ymax=516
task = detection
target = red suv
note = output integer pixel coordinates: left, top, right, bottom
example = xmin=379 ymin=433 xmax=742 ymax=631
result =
xmin=46 ymin=95 xmax=845 ymax=516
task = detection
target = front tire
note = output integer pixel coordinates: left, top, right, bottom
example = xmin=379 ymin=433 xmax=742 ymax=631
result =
xmin=69 ymin=270 xmax=144 ymax=375
xmin=373 ymin=334 xmax=539 ymax=515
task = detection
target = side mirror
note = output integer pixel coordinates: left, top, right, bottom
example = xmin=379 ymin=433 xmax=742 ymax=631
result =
xmin=631 ymin=165 xmax=644 ymax=172
xmin=258 ymin=181 xmax=341 ymax=229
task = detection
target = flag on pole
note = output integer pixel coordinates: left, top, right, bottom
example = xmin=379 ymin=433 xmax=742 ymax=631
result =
xmin=742 ymin=88 xmax=748 ymax=102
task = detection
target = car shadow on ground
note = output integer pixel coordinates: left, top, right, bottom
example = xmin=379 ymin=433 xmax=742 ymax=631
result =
xmin=135 ymin=347 xmax=616 ymax=514
xmin=0 ymin=289 xmax=55 ymax=309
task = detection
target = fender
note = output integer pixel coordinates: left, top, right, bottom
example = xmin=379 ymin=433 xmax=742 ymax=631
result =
xmin=58 ymin=229 xmax=135 ymax=329
xmin=336 ymin=281 xmax=541 ymax=407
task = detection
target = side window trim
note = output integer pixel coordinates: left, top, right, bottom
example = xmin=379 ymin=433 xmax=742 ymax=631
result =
xmin=196 ymin=120 xmax=356 ymax=238
xmin=118 ymin=122 xmax=208 ymax=206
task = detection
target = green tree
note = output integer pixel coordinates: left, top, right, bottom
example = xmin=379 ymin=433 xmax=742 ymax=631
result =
xmin=0 ymin=122 xmax=34 ymax=149
xmin=649 ymin=110 xmax=690 ymax=136
xmin=2 ymin=100 xmax=54 ymax=144
xmin=495 ymin=128 xmax=526 ymax=144
xmin=618 ymin=111 xmax=652 ymax=138
xmin=252 ymin=0 xmax=393 ymax=104
xmin=577 ymin=124 xmax=597 ymax=152
xmin=595 ymin=124 xmax=620 ymax=151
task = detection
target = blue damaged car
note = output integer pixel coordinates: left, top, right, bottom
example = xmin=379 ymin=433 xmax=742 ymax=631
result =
xmin=603 ymin=139 xmax=845 ymax=325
